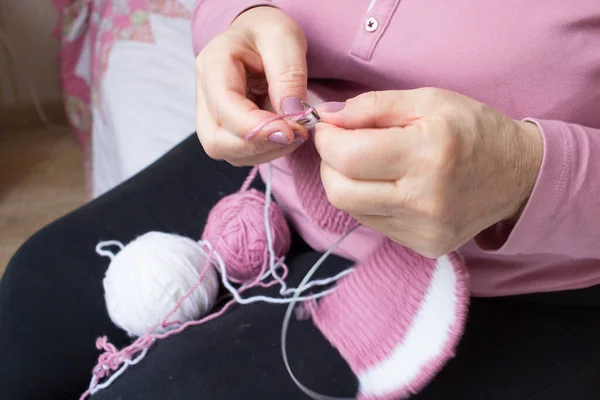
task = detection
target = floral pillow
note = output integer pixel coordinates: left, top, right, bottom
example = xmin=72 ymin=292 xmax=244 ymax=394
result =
xmin=52 ymin=0 xmax=192 ymax=185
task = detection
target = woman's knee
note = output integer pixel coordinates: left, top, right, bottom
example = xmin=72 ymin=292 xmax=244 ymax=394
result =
xmin=2 ymin=219 xmax=75 ymax=289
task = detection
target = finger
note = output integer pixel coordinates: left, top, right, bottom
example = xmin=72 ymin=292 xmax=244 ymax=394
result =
xmin=200 ymin=50 xmax=307 ymax=146
xmin=198 ymin=115 xmax=306 ymax=162
xmin=196 ymin=91 xmax=245 ymax=160
xmin=195 ymin=86 xmax=218 ymax=156
xmin=225 ymin=141 xmax=304 ymax=166
xmin=197 ymin=113 xmax=304 ymax=163
xmin=316 ymin=90 xmax=428 ymax=129
xmin=197 ymin=84 xmax=283 ymax=161
xmin=314 ymin=122 xmax=418 ymax=180
xmin=320 ymin=161 xmax=402 ymax=216
xmin=256 ymin=27 xmax=308 ymax=113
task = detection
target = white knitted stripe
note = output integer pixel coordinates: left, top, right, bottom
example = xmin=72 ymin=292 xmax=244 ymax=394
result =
xmin=357 ymin=255 xmax=458 ymax=397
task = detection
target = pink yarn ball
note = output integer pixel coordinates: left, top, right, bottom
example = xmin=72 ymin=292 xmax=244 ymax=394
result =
xmin=202 ymin=189 xmax=291 ymax=282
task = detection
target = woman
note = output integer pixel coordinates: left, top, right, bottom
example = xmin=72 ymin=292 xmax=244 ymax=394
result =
xmin=1 ymin=1 xmax=600 ymax=399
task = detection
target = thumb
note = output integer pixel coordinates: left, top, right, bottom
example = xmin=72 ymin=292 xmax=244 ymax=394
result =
xmin=316 ymin=90 xmax=423 ymax=129
xmin=256 ymin=29 xmax=308 ymax=115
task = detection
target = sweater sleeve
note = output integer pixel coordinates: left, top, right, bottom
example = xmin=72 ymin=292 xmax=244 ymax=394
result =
xmin=191 ymin=0 xmax=274 ymax=55
xmin=475 ymin=118 xmax=600 ymax=258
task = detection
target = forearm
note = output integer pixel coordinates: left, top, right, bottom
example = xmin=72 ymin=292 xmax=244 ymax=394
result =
xmin=476 ymin=118 xmax=600 ymax=258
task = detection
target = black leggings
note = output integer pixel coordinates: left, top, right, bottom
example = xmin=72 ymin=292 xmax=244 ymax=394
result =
xmin=1 ymin=135 xmax=600 ymax=400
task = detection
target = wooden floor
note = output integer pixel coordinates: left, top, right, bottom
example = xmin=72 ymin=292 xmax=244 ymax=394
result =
xmin=0 ymin=125 xmax=86 ymax=276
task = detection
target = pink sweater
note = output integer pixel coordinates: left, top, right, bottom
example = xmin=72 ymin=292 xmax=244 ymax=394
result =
xmin=192 ymin=0 xmax=600 ymax=297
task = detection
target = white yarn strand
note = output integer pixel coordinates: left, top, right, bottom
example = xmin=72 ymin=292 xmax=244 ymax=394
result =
xmin=95 ymin=240 xmax=125 ymax=260
xmin=279 ymin=268 xmax=354 ymax=297
xmin=241 ymin=258 xmax=353 ymax=297
xmin=281 ymin=224 xmax=360 ymax=400
xmin=200 ymin=241 xmax=338 ymax=305
xmin=89 ymin=347 xmax=151 ymax=395
xmin=264 ymin=163 xmax=289 ymax=290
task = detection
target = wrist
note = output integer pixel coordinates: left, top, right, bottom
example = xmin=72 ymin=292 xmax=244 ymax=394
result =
xmin=505 ymin=120 xmax=543 ymax=224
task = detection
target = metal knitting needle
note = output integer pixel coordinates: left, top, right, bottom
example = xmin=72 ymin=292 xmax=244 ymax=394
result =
xmin=301 ymin=100 xmax=322 ymax=121
xmin=295 ymin=101 xmax=321 ymax=129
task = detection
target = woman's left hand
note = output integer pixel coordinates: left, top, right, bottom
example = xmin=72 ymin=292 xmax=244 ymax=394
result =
xmin=314 ymin=89 xmax=543 ymax=258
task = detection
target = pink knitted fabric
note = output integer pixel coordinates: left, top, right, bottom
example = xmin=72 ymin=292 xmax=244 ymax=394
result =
xmin=287 ymin=135 xmax=359 ymax=235
xmin=287 ymin=139 xmax=470 ymax=399
xmin=307 ymin=240 xmax=468 ymax=399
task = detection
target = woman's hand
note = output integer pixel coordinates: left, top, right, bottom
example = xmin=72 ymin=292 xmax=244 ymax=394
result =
xmin=314 ymin=89 xmax=543 ymax=258
xmin=195 ymin=6 xmax=309 ymax=166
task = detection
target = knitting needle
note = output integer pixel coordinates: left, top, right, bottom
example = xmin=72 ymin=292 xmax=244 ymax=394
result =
xmin=295 ymin=101 xmax=321 ymax=128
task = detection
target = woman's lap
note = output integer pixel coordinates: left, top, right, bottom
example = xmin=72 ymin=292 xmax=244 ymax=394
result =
xmin=1 ymin=134 xmax=600 ymax=400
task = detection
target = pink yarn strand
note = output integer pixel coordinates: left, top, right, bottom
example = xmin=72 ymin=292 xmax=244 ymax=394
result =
xmin=160 ymin=262 xmax=213 ymax=327
xmin=244 ymin=108 xmax=317 ymax=142
xmin=240 ymin=166 xmax=259 ymax=192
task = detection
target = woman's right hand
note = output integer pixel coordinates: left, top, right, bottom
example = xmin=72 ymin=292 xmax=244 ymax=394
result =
xmin=195 ymin=6 xmax=310 ymax=166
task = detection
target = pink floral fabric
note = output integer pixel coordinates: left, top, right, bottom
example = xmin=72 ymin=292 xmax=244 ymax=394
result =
xmin=52 ymin=0 xmax=191 ymax=185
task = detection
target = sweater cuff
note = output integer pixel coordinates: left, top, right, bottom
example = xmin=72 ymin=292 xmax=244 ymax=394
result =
xmin=192 ymin=0 xmax=274 ymax=55
xmin=475 ymin=118 xmax=569 ymax=255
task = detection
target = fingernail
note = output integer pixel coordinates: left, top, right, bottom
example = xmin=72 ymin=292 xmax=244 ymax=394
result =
xmin=267 ymin=131 xmax=291 ymax=145
xmin=292 ymin=130 xmax=305 ymax=144
xmin=320 ymin=101 xmax=346 ymax=112
xmin=282 ymin=97 xmax=305 ymax=114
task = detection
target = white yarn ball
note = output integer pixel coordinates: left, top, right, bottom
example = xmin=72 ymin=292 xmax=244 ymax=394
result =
xmin=103 ymin=232 xmax=219 ymax=337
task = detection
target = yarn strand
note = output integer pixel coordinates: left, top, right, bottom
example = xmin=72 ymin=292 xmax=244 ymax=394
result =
xmin=240 ymin=165 xmax=260 ymax=192
xmin=281 ymin=224 xmax=360 ymax=400
xmin=159 ymin=261 xmax=215 ymax=328
xmin=95 ymin=240 xmax=125 ymax=260
xmin=264 ymin=163 xmax=288 ymax=290
xmin=245 ymin=107 xmax=317 ymax=142
xmin=202 ymin=241 xmax=339 ymax=304
xmin=279 ymin=269 xmax=354 ymax=297
xmin=88 ymin=347 xmax=150 ymax=396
